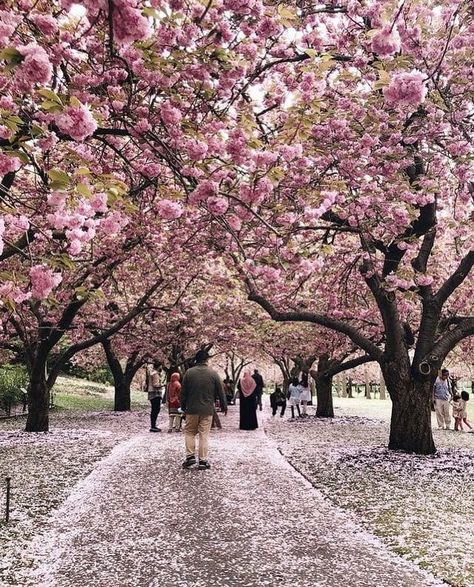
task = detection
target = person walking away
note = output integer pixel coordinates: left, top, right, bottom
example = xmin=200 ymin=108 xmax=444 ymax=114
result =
xmin=238 ymin=370 xmax=259 ymax=430
xmin=270 ymin=386 xmax=286 ymax=417
xmin=211 ymin=398 xmax=223 ymax=430
xmin=181 ymin=350 xmax=227 ymax=470
xmin=288 ymin=377 xmax=302 ymax=420
xmin=299 ymin=372 xmax=311 ymax=416
xmin=166 ymin=372 xmax=182 ymax=433
xmin=432 ymin=368 xmax=452 ymax=430
xmin=252 ymin=368 xmax=264 ymax=411
xmin=146 ymin=363 xmax=165 ymax=432
xmin=452 ymin=393 xmax=462 ymax=431
xmin=223 ymin=379 xmax=234 ymax=405
xmin=459 ymin=391 xmax=473 ymax=431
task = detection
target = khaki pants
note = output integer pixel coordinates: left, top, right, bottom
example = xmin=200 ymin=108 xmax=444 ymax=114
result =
xmin=184 ymin=414 xmax=213 ymax=460
xmin=434 ymin=399 xmax=451 ymax=429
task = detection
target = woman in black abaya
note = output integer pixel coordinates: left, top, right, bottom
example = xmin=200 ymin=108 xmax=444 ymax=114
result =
xmin=238 ymin=371 xmax=258 ymax=430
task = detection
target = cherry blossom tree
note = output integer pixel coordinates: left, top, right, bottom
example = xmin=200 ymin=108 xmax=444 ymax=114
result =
xmin=2 ymin=0 xmax=473 ymax=453
xmin=222 ymin=1 xmax=474 ymax=453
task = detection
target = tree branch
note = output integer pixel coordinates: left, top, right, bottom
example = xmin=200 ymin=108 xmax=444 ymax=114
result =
xmin=435 ymin=250 xmax=474 ymax=306
xmin=247 ymin=285 xmax=383 ymax=360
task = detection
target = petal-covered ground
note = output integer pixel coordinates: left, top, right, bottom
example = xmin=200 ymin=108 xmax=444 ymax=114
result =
xmin=266 ymin=398 xmax=474 ymax=587
xmin=1 ymin=401 xmax=449 ymax=587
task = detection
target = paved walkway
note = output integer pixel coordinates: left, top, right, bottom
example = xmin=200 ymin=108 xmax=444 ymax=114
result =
xmin=25 ymin=409 xmax=445 ymax=587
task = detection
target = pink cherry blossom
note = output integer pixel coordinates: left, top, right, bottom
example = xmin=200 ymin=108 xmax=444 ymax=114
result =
xmin=276 ymin=212 xmax=297 ymax=226
xmin=227 ymin=214 xmax=242 ymax=231
xmin=207 ymin=197 xmax=229 ymax=215
xmin=0 ymin=10 xmax=21 ymax=46
xmin=416 ymin=275 xmax=434 ymax=286
xmin=29 ymin=13 xmax=59 ymax=36
xmin=91 ymin=193 xmax=108 ymax=213
xmin=47 ymin=192 xmax=67 ymax=209
xmin=112 ymin=4 xmax=151 ymax=45
xmin=56 ymin=104 xmax=98 ymax=141
xmin=0 ymin=153 xmax=22 ymax=175
xmin=99 ymin=212 xmax=129 ymax=235
xmin=371 ymin=26 xmax=401 ymax=57
xmin=29 ymin=265 xmax=62 ymax=299
xmin=189 ymin=180 xmax=218 ymax=204
xmin=383 ymin=70 xmax=427 ymax=109
xmin=17 ymin=43 xmax=53 ymax=87
xmin=156 ymin=199 xmax=184 ymax=220
xmin=0 ymin=218 xmax=4 ymax=256
xmin=159 ymin=103 xmax=182 ymax=126
xmin=0 ymin=125 xmax=13 ymax=139
xmin=186 ymin=139 xmax=208 ymax=161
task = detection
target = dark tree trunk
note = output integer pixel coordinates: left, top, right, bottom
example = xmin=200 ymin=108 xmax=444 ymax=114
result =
xmin=102 ymin=340 xmax=131 ymax=412
xmin=347 ymin=378 xmax=353 ymax=398
xmin=114 ymin=379 xmax=131 ymax=411
xmin=25 ymin=364 xmax=49 ymax=432
xmin=315 ymin=376 xmax=334 ymax=417
xmin=385 ymin=368 xmax=435 ymax=454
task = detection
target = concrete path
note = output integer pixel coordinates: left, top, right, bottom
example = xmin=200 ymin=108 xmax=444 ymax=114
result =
xmin=24 ymin=409 xmax=445 ymax=587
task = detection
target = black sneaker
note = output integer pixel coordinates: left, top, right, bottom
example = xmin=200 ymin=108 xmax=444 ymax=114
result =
xmin=197 ymin=460 xmax=211 ymax=470
xmin=182 ymin=456 xmax=196 ymax=469
xmin=149 ymin=427 xmax=161 ymax=432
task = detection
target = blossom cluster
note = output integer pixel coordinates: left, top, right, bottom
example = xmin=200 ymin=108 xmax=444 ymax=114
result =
xmin=56 ymin=104 xmax=98 ymax=141
xmin=29 ymin=264 xmax=62 ymax=300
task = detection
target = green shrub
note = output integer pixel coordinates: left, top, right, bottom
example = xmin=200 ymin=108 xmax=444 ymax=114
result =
xmin=0 ymin=365 xmax=29 ymax=415
xmin=60 ymin=363 xmax=114 ymax=385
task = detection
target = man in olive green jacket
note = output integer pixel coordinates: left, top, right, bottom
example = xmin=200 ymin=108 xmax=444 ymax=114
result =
xmin=181 ymin=350 xmax=227 ymax=470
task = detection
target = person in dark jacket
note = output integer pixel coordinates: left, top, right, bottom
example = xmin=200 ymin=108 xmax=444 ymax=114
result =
xmin=252 ymin=368 xmax=264 ymax=411
xmin=181 ymin=350 xmax=227 ymax=470
xmin=270 ymin=386 xmax=286 ymax=417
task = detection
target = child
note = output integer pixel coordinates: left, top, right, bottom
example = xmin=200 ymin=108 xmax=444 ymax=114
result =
xmin=299 ymin=372 xmax=311 ymax=417
xmin=459 ymin=391 xmax=473 ymax=431
xmin=166 ymin=372 xmax=183 ymax=433
xmin=287 ymin=377 xmax=302 ymax=420
xmin=452 ymin=393 xmax=462 ymax=431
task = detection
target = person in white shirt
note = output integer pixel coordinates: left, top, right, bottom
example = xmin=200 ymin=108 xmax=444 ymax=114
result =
xmin=288 ymin=377 xmax=302 ymax=420
xmin=299 ymin=372 xmax=312 ymax=416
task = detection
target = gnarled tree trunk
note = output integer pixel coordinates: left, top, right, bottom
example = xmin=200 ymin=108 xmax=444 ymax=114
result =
xmin=315 ymin=375 xmax=334 ymax=417
xmin=25 ymin=358 xmax=49 ymax=432
xmin=384 ymin=365 xmax=435 ymax=454
xmin=114 ymin=379 xmax=131 ymax=411
xmin=102 ymin=340 xmax=136 ymax=412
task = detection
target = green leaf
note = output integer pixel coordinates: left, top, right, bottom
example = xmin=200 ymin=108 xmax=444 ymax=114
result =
xmin=47 ymin=169 xmax=70 ymax=189
xmin=77 ymin=182 xmax=91 ymax=197
xmin=30 ymin=125 xmax=45 ymax=138
xmin=41 ymin=100 xmax=63 ymax=113
xmin=74 ymin=286 xmax=89 ymax=301
xmin=5 ymin=150 xmax=29 ymax=165
xmin=60 ymin=254 xmax=76 ymax=270
xmin=142 ymin=6 xmax=159 ymax=17
xmin=0 ymin=47 xmax=23 ymax=65
xmin=37 ymin=88 xmax=63 ymax=105
xmin=4 ymin=299 xmax=16 ymax=312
